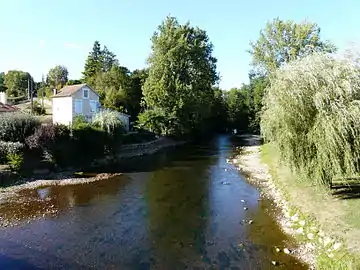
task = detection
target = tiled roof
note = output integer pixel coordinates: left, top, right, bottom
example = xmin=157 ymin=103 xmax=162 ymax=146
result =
xmin=52 ymin=84 xmax=87 ymax=98
xmin=0 ymin=102 xmax=18 ymax=112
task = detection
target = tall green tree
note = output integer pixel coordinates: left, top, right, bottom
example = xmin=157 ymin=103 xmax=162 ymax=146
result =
xmin=46 ymin=65 xmax=69 ymax=90
xmin=4 ymin=70 xmax=32 ymax=97
xmin=0 ymin=72 xmax=6 ymax=92
xmin=83 ymin=41 xmax=118 ymax=85
xmin=139 ymin=16 xmax=219 ymax=137
xmin=129 ymin=68 xmax=148 ymax=119
xmin=94 ymin=65 xmax=131 ymax=112
xmin=249 ymin=18 xmax=336 ymax=75
xmin=225 ymin=87 xmax=249 ymax=131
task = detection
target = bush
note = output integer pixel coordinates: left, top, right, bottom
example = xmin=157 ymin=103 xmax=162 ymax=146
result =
xmin=26 ymin=124 xmax=71 ymax=166
xmin=92 ymin=109 xmax=124 ymax=134
xmin=0 ymin=112 xmax=40 ymax=142
xmin=0 ymin=141 xmax=24 ymax=164
xmin=261 ymin=52 xmax=360 ymax=186
xmin=7 ymin=153 xmax=24 ymax=172
xmin=72 ymin=115 xmax=88 ymax=129
xmin=72 ymin=124 xmax=109 ymax=167
xmin=28 ymin=101 xmax=46 ymax=115
xmin=122 ymin=131 xmax=157 ymax=144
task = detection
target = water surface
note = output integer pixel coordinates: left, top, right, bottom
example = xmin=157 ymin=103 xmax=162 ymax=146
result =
xmin=0 ymin=135 xmax=307 ymax=269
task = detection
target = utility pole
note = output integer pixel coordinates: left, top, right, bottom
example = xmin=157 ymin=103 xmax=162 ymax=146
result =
xmin=30 ymin=78 xmax=34 ymax=115
xmin=27 ymin=78 xmax=30 ymax=100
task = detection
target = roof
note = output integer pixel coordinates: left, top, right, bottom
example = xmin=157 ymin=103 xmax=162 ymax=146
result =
xmin=0 ymin=102 xmax=18 ymax=113
xmin=52 ymin=84 xmax=99 ymax=98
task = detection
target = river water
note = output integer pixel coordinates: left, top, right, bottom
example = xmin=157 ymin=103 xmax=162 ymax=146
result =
xmin=0 ymin=135 xmax=307 ymax=269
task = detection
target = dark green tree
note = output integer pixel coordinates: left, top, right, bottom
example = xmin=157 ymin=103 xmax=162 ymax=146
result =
xmin=139 ymin=16 xmax=219 ymax=137
xmin=66 ymin=79 xmax=83 ymax=85
xmin=0 ymin=72 xmax=6 ymax=92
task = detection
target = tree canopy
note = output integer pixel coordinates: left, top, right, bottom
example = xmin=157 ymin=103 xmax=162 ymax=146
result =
xmin=46 ymin=65 xmax=69 ymax=90
xmin=249 ymin=18 xmax=336 ymax=75
xmin=139 ymin=16 xmax=219 ymax=137
xmin=4 ymin=70 xmax=32 ymax=97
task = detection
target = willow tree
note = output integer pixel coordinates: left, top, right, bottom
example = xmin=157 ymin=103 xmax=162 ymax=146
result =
xmin=261 ymin=52 xmax=360 ymax=186
xmin=139 ymin=16 xmax=219 ymax=137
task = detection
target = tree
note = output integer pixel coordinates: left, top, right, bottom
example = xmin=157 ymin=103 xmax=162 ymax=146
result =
xmin=128 ymin=68 xmax=148 ymax=119
xmin=4 ymin=70 xmax=32 ymax=97
xmin=225 ymin=87 xmax=249 ymax=131
xmin=66 ymin=79 xmax=83 ymax=86
xmin=261 ymin=52 xmax=360 ymax=187
xmin=46 ymin=65 xmax=68 ymax=90
xmin=249 ymin=18 xmax=336 ymax=75
xmin=94 ymin=65 xmax=131 ymax=112
xmin=83 ymin=41 xmax=118 ymax=85
xmin=139 ymin=16 xmax=219 ymax=137
xmin=0 ymin=72 xmax=6 ymax=92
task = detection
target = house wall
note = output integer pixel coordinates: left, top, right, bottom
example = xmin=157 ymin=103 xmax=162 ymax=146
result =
xmin=72 ymin=86 xmax=100 ymax=121
xmin=118 ymin=113 xmax=130 ymax=132
xmin=52 ymin=97 xmax=73 ymax=125
xmin=0 ymin=92 xmax=7 ymax=104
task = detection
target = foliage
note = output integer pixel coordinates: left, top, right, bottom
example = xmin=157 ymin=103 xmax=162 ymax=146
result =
xmin=261 ymin=52 xmax=360 ymax=186
xmin=92 ymin=109 xmax=123 ymax=134
xmin=46 ymin=65 xmax=69 ymax=90
xmin=128 ymin=68 xmax=148 ymax=119
xmin=83 ymin=41 xmax=118 ymax=85
xmin=208 ymin=87 xmax=228 ymax=133
xmin=71 ymin=124 xmax=109 ymax=167
xmin=249 ymin=18 xmax=336 ymax=75
xmin=0 ymin=72 xmax=6 ymax=92
xmin=26 ymin=124 xmax=71 ymax=166
xmin=4 ymin=70 xmax=32 ymax=97
xmin=6 ymin=153 xmax=24 ymax=172
xmin=140 ymin=16 xmax=219 ymax=137
xmin=0 ymin=141 xmax=24 ymax=163
xmin=72 ymin=115 xmax=88 ymax=129
xmin=94 ymin=65 xmax=131 ymax=112
xmin=225 ymin=87 xmax=249 ymax=131
xmin=0 ymin=112 xmax=40 ymax=142
xmin=26 ymin=100 xmax=46 ymax=115
xmin=122 ymin=131 xmax=157 ymax=144
xmin=66 ymin=79 xmax=83 ymax=85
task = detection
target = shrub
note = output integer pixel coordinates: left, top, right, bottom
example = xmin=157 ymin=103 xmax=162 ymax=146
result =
xmin=72 ymin=115 xmax=88 ymax=129
xmin=28 ymin=101 xmax=46 ymax=115
xmin=261 ymin=52 xmax=360 ymax=186
xmin=7 ymin=153 xmax=24 ymax=172
xmin=0 ymin=112 xmax=40 ymax=142
xmin=72 ymin=124 xmax=109 ymax=167
xmin=26 ymin=124 xmax=71 ymax=166
xmin=0 ymin=141 xmax=24 ymax=164
xmin=92 ymin=109 xmax=124 ymax=134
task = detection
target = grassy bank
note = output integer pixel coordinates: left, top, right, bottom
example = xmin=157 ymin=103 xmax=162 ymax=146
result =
xmin=261 ymin=143 xmax=360 ymax=269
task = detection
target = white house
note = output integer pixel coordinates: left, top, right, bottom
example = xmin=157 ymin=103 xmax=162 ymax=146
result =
xmin=52 ymin=84 xmax=100 ymax=125
xmin=52 ymin=83 xmax=131 ymax=132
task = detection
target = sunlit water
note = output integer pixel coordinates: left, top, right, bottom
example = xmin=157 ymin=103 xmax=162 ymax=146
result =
xmin=0 ymin=135 xmax=307 ymax=269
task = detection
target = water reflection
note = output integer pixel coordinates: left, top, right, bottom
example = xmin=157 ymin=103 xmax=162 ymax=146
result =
xmin=0 ymin=135 xmax=308 ymax=269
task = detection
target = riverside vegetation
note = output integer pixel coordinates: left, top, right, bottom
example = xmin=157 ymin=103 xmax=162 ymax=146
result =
xmin=1 ymin=15 xmax=360 ymax=268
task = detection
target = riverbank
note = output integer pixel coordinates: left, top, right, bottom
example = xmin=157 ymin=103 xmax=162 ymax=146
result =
xmin=231 ymin=135 xmax=360 ymax=269
xmin=0 ymin=137 xmax=184 ymax=204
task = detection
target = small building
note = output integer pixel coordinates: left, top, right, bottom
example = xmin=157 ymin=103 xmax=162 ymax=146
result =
xmin=52 ymin=84 xmax=100 ymax=125
xmin=118 ymin=112 xmax=130 ymax=132
xmin=0 ymin=92 xmax=7 ymax=105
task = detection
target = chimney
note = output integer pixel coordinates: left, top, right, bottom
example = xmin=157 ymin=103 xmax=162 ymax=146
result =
xmin=53 ymin=88 xmax=57 ymax=95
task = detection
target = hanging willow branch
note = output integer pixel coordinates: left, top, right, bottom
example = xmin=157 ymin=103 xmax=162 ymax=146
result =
xmin=261 ymin=52 xmax=360 ymax=186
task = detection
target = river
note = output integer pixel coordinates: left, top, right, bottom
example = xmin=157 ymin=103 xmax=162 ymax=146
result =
xmin=0 ymin=135 xmax=307 ymax=269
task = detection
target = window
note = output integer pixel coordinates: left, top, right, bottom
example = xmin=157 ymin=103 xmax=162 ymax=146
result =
xmin=83 ymin=89 xmax=89 ymax=99
xmin=74 ymin=99 xmax=82 ymax=114
xmin=90 ymin=100 xmax=97 ymax=113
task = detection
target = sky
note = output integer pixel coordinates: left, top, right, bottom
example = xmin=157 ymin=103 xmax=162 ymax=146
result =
xmin=1 ymin=0 xmax=360 ymax=89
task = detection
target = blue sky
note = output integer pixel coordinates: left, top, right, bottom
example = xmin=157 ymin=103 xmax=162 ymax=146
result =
xmin=1 ymin=0 xmax=360 ymax=89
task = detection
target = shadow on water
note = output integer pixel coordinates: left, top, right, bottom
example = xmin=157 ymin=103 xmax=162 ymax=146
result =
xmin=0 ymin=135 xmax=308 ymax=269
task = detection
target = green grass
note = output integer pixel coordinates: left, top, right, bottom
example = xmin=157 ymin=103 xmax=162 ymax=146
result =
xmin=261 ymin=143 xmax=360 ymax=269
